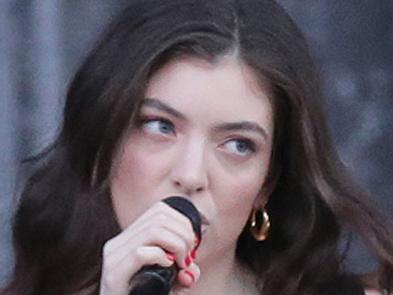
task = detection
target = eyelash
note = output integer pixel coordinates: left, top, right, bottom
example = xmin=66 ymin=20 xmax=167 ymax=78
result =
xmin=138 ymin=116 xmax=257 ymax=156
xmin=139 ymin=117 xmax=175 ymax=135
xmin=223 ymin=138 xmax=256 ymax=156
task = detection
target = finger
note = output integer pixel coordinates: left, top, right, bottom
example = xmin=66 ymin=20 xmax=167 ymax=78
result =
xmin=105 ymin=226 xmax=191 ymax=269
xmin=107 ymin=202 xmax=195 ymax=254
xmin=128 ymin=202 xmax=196 ymax=247
xmin=133 ymin=212 xmax=196 ymax=251
xmin=140 ymin=226 xmax=192 ymax=268
xmin=101 ymin=246 xmax=174 ymax=292
xmin=102 ymin=203 xmax=164 ymax=253
xmin=125 ymin=202 xmax=194 ymax=237
xmin=176 ymin=262 xmax=201 ymax=288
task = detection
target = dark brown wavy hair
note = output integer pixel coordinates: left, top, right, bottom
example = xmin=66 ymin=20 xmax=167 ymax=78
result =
xmin=3 ymin=0 xmax=393 ymax=294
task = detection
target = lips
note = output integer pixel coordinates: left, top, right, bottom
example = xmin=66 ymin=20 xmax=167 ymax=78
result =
xmin=201 ymin=225 xmax=209 ymax=235
xmin=198 ymin=210 xmax=210 ymax=234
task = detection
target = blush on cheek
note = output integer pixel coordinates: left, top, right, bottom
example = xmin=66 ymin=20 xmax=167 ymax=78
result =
xmin=234 ymin=171 xmax=266 ymax=197
xmin=118 ymin=143 xmax=156 ymax=177
xmin=110 ymin=137 xmax=173 ymax=222
xmin=112 ymin=161 xmax=151 ymax=203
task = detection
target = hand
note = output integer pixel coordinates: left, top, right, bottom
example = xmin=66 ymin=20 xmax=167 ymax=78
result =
xmin=99 ymin=201 xmax=200 ymax=295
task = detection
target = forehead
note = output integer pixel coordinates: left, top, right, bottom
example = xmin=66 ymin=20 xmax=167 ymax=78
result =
xmin=144 ymin=56 xmax=274 ymax=132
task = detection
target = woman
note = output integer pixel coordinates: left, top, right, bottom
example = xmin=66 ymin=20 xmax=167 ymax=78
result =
xmin=2 ymin=0 xmax=393 ymax=294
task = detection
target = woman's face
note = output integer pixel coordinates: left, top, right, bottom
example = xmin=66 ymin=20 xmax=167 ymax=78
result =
xmin=110 ymin=55 xmax=274 ymax=265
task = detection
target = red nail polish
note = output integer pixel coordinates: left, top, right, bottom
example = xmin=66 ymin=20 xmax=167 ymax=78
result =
xmin=184 ymin=270 xmax=195 ymax=283
xmin=166 ymin=253 xmax=176 ymax=261
xmin=184 ymin=254 xmax=192 ymax=267
xmin=191 ymin=249 xmax=197 ymax=259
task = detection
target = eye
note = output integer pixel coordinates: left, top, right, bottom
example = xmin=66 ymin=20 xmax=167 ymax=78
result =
xmin=141 ymin=118 xmax=175 ymax=135
xmin=223 ymin=138 xmax=256 ymax=156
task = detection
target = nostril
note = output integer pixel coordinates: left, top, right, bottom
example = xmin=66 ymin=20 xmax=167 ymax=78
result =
xmin=171 ymin=172 xmax=207 ymax=194
xmin=172 ymin=179 xmax=205 ymax=194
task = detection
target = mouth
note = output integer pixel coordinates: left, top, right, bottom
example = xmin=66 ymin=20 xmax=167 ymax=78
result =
xmin=201 ymin=225 xmax=208 ymax=235
xmin=198 ymin=211 xmax=210 ymax=234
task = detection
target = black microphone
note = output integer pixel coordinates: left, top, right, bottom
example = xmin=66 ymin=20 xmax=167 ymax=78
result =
xmin=128 ymin=196 xmax=202 ymax=295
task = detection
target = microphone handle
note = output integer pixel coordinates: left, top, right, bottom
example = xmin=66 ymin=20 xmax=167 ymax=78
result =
xmin=128 ymin=264 xmax=176 ymax=295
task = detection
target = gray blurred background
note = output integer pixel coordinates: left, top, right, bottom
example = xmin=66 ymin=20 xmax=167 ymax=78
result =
xmin=0 ymin=0 xmax=392 ymax=287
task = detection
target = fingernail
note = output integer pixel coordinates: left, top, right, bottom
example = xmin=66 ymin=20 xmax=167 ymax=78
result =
xmin=191 ymin=249 xmax=197 ymax=260
xmin=184 ymin=270 xmax=195 ymax=283
xmin=184 ymin=254 xmax=192 ymax=267
xmin=166 ymin=253 xmax=176 ymax=261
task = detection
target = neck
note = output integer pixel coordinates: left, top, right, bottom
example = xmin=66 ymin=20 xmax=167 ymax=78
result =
xmin=172 ymin=248 xmax=259 ymax=295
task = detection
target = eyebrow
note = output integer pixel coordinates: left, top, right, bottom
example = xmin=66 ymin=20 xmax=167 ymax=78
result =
xmin=142 ymin=98 xmax=186 ymax=120
xmin=142 ymin=98 xmax=269 ymax=141
xmin=212 ymin=121 xmax=269 ymax=141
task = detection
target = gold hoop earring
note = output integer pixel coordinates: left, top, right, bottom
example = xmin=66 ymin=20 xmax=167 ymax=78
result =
xmin=250 ymin=208 xmax=271 ymax=241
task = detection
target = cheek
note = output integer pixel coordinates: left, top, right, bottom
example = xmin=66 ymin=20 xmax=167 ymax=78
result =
xmin=109 ymin=136 xmax=171 ymax=227
xmin=112 ymin=135 xmax=169 ymax=193
xmin=116 ymin=147 xmax=156 ymax=184
xmin=219 ymin=172 xmax=265 ymax=219
xmin=211 ymin=153 xmax=271 ymax=235
xmin=220 ymin=158 xmax=269 ymax=205
xmin=206 ymin=172 xmax=263 ymax=252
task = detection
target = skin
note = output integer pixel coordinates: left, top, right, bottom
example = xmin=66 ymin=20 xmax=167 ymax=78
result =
xmin=100 ymin=55 xmax=274 ymax=295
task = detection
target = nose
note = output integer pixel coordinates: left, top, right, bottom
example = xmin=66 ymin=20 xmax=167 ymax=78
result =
xmin=170 ymin=137 xmax=209 ymax=195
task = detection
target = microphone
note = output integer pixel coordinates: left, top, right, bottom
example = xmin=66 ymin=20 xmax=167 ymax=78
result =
xmin=128 ymin=196 xmax=202 ymax=295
